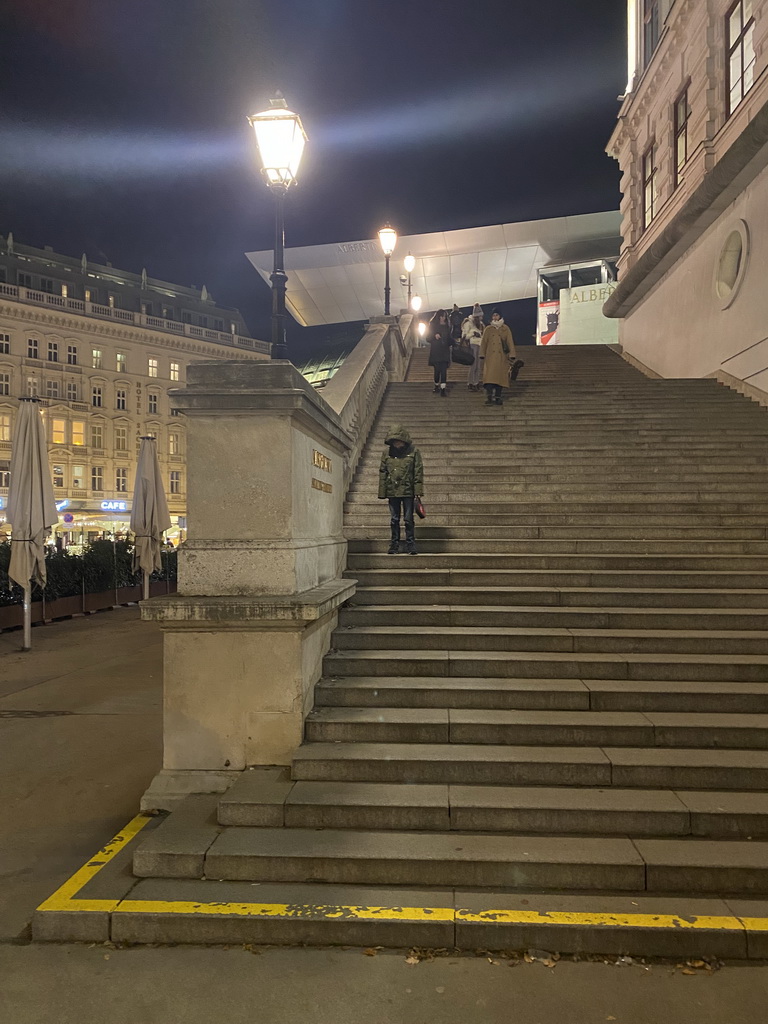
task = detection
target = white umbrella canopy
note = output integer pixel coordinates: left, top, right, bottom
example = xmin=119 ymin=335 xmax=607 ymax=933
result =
xmin=7 ymin=398 xmax=58 ymax=590
xmin=130 ymin=436 xmax=172 ymax=583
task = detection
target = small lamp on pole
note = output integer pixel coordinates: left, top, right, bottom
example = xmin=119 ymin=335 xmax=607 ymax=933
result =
xmin=410 ymin=293 xmax=422 ymax=313
xmin=248 ymin=93 xmax=308 ymax=360
xmin=377 ymin=223 xmax=398 ymax=316
xmin=403 ymin=252 xmax=415 ymax=308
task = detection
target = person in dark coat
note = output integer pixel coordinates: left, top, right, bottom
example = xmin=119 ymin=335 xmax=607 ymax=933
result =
xmin=449 ymin=304 xmax=464 ymax=342
xmin=378 ymin=425 xmax=424 ymax=554
xmin=428 ymin=309 xmax=452 ymax=397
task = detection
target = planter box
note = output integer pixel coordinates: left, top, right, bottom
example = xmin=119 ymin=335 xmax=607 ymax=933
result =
xmin=0 ymin=582 xmax=177 ymax=631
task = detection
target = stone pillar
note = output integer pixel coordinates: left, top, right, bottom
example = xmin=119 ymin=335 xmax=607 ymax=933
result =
xmin=140 ymin=362 xmax=355 ymax=811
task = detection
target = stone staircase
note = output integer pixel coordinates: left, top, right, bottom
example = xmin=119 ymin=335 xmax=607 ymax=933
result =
xmin=128 ymin=344 xmax=768 ymax=952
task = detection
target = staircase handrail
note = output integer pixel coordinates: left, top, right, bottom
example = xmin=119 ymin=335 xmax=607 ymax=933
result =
xmin=323 ymin=314 xmax=417 ymax=490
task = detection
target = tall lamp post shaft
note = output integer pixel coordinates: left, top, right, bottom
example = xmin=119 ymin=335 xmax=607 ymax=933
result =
xmin=384 ymin=253 xmax=391 ymax=316
xmin=270 ymin=188 xmax=289 ymax=360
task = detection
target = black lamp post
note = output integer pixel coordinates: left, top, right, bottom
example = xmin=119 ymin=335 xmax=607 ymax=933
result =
xmin=248 ymin=94 xmax=307 ymax=360
xmin=377 ymin=224 xmax=397 ymax=316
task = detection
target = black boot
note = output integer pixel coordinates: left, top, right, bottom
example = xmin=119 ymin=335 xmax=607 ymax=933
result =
xmin=388 ymin=522 xmax=401 ymax=554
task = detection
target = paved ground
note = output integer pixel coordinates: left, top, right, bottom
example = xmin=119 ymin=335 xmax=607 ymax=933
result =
xmin=3 ymin=607 xmax=768 ymax=1024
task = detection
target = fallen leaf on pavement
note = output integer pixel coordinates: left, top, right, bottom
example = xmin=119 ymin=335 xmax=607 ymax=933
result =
xmin=363 ymin=948 xmax=378 ymax=956
xmin=405 ymin=956 xmax=419 ymax=965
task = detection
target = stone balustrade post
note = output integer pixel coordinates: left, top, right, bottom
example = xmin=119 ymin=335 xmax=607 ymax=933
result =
xmin=140 ymin=361 xmax=355 ymax=810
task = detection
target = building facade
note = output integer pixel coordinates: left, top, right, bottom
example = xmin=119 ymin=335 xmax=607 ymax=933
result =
xmin=0 ymin=237 xmax=269 ymax=544
xmin=605 ymin=0 xmax=768 ymax=391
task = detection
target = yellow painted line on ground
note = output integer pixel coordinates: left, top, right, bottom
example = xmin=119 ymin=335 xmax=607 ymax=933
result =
xmin=113 ymin=900 xmax=455 ymax=921
xmin=36 ymin=814 xmax=154 ymax=913
xmin=33 ymin=814 xmax=768 ymax=938
xmin=456 ymin=909 xmax=743 ymax=931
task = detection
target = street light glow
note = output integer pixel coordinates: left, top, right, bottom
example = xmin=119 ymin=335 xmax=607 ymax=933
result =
xmin=248 ymin=94 xmax=307 ymax=188
xmin=403 ymin=253 xmax=416 ymax=273
xmin=378 ymin=224 xmax=397 ymax=256
xmin=410 ymin=294 xmax=422 ymax=311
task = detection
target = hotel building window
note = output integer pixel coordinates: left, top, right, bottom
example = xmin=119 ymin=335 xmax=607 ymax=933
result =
xmin=170 ymin=470 xmax=182 ymax=494
xmin=92 ymin=385 xmax=103 ymax=407
xmin=0 ymin=461 xmax=9 ymax=487
xmin=116 ymin=467 xmax=128 ymax=492
xmin=148 ymin=357 xmax=158 ymax=377
xmin=673 ymin=86 xmax=690 ymax=187
xmin=170 ymin=361 xmax=180 ymax=381
xmin=27 ymin=338 xmax=39 ymax=359
xmin=169 ymin=432 xmax=180 ymax=456
xmin=66 ymin=381 xmax=79 ymax=402
xmin=47 ymin=341 xmax=59 ymax=362
xmin=116 ymin=352 xmax=126 ymax=373
xmin=90 ymin=423 xmax=103 ymax=449
xmin=0 ymin=414 xmax=10 ymax=441
xmin=115 ymin=426 xmax=128 ymax=451
xmin=53 ymin=465 xmax=65 ymax=488
xmin=52 ymin=419 xmax=66 ymax=444
xmin=92 ymin=348 xmax=103 ymax=369
xmin=67 ymin=344 xmax=78 ymax=365
xmin=116 ymin=388 xmax=127 ymax=411
xmin=72 ymin=465 xmax=84 ymax=488
xmin=72 ymin=421 xmax=85 ymax=446
xmin=0 ymin=334 xmax=9 ymax=354
xmin=148 ymin=392 xmax=159 ymax=414
xmin=643 ymin=0 xmax=660 ymax=66
xmin=727 ymin=0 xmax=756 ymax=115
xmin=0 ymin=373 xmax=9 ymax=396
xmin=27 ymin=376 xmax=39 ymax=397
xmin=46 ymin=380 xmax=60 ymax=400
xmin=91 ymin=466 xmax=104 ymax=491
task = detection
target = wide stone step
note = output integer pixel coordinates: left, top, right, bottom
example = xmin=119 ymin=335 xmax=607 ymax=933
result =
xmin=339 ymin=604 xmax=768 ymax=630
xmin=349 ymin=585 xmax=768 ymax=609
xmin=345 ymin=523 xmax=768 ymax=539
xmin=323 ymin=649 xmax=768 ymax=682
xmin=333 ymin=625 xmax=768 ymax=656
xmin=217 ymin=774 xmax=768 ymax=838
xmin=347 ymin=551 xmax=768 ymax=571
xmin=347 ymin=538 xmax=768 ymax=555
xmin=345 ymin=567 xmax=768 ymax=589
xmin=305 ymin=707 xmax=768 ymax=749
xmin=346 ymin=501 xmax=768 ymax=514
xmin=291 ymin=742 xmax=768 ymax=790
xmin=315 ymin=676 xmax=768 ymax=713
xmin=345 ymin=513 xmax=768 ymax=528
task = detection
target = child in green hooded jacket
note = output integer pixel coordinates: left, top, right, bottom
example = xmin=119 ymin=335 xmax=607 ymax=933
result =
xmin=378 ymin=425 xmax=424 ymax=555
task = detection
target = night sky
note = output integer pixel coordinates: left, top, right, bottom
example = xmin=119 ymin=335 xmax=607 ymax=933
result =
xmin=0 ymin=0 xmax=626 ymax=359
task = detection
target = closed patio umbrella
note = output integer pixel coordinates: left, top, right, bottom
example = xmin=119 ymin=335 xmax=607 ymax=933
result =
xmin=130 ymin=436 xmax=171 ymax=600
xmin=7 ymin=397 xmax=59 ymax=650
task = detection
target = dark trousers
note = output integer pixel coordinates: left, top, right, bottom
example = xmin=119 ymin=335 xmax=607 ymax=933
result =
xmin=485 ymin=383 xmax=503 ymax=399
xmin=389 ymin=497 xmax=415 ymax=542
xmin=433 ymin=363 xmax=449 ymax=385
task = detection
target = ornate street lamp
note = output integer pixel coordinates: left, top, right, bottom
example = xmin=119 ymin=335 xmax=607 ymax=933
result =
xmin=248 ymin=93 xmax=308 ymax=360
xmin=403 ymin=252 xmax=415 ymax=308
xmin=377 ymin=223 xmax=398 ymax=316
xmin=410 ymin=293 xmax=422 ymax=313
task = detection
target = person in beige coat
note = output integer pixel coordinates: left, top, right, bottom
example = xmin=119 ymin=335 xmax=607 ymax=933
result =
xmin=480 ymin=311 xmax=521 ymax=405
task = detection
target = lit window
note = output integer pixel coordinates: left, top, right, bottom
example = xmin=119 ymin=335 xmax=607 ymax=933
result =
xmin=170 ymin=470 xmax=182 ymax=494
xmin=727 ymin=0 xmax=756 ymax=115
xmin=27 ymin=338 xmax=39 ymax=359
xmin=67 ymin=345 xmax=78 ymax=365
xmin=66 ymin=382 xmax=79 ymax=402
xmin=115 ymin=426 xmax=128 ymax=451
xmin=169 ymin=432 xmax=180 ymax=456
xmin=72 ymin=421 xmax=85 ymax=446
xmin=0 ymin=333 xmax=9 ymax=354
xmin=61 ymin=284 xmax=68 ymax=299
xmin=0 ymin=460 xmax=9 ymax=487
xmin=673 ymin=87 xmax=690 ymax=187
xmin=0 ymin=373 xmax=9 ymax=396
xmin=642 ymin=143 xmax=658 ymax=230
xmin=92 ymin=386 xmax=103 ymax=407
xmin=0 ymin=414 xmax=10 ymax=442
xmin=72 ymin=465 xmax=84 ymax=488
xmin=115 ymin=467 xmax=128 ymax=492
xmin=92 ymin=348 xmax=102 ymax=369
xmin=148 ymin=393 xmax=158 ymax=414
xmin=116 ymin=352 xmax=126 ymax=373
xmin=52 ymin=418 xmax=66 ymax=444
xmin=84 ymin=288 xmax=92 ymax=303
xmin=53 ymin=464 xmax=65 ymax=487
xmin=643 ymin=0 xmax=660 ymax=67
xmin=108 ymin=294 xmax=116 ymax=308
xmin=27 ymin=376 xmax=39 ymax=397
xmin=170 ymin=361 xmax=180 ymax=381
xmin=148 ymin=357 xmax=158 ymax=377
xmin=47 ymin=341 xmax=59 ymax=362
xmin=91 ymin=466 xmax=103 ymax=491
xmin=116 ymin=388 xmax=127 ymax=411
xmin=46 ymin=380 xmax=60 ymax=399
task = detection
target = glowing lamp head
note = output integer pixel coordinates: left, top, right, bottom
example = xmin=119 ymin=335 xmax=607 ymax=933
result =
xmin=403 ymin=253 xmax=416 ymax=274
xmin=417 ymin=321 xmax=427 ymax=337
xmin=248 ymin=93 xmax=307 ymax=188
xmin=410 ymin=294 xmax=423 ymax=312
xmin=377 ymin=224 xmax=398 ymax=257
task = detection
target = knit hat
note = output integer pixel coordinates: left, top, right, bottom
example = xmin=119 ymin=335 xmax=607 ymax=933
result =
xmin=472 ymin=303 xmax=483 ymax=318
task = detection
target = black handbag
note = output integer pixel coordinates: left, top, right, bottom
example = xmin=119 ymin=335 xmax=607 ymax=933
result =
xmin=451 ymin=343 xmax=475 ymax=366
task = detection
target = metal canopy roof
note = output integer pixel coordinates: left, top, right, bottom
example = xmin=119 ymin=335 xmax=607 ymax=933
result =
xmin=245 ymin=211 xmax=621 ymax=327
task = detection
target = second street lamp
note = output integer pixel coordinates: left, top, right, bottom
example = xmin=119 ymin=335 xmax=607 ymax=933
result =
xmin=377 ymin=223 xmax=398 ymax=316
xmin=248 ymin=93 xmax=307 ymax=361
xmin=403 ymin=252 xmax=415 ymax=308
